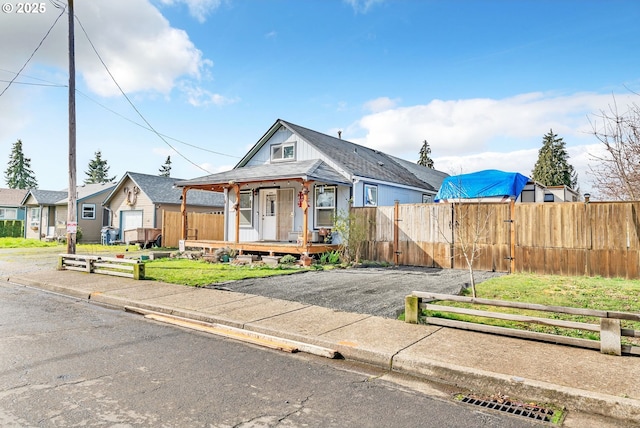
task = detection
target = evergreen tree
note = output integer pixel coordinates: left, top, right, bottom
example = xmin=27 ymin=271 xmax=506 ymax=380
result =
xmin=84 ymin=150 xmax=116 ymax=184
xmin=4 ymin=139 xmax=38 ymax=189
xmin=531 ymin=129 xmax=578 ymax=189
xmin=159 ymin=155 xmax=172 ymax=177
xmin=417 ymin=139 xmax=435 ymax=168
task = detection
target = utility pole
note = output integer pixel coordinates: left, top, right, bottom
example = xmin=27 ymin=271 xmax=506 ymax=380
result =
xmin=66 ymin=0 xmax=77 ymax=254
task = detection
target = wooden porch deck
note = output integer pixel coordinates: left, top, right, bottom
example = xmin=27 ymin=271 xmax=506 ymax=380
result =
xmin=183 ymin=240 xmax=340 ymax=256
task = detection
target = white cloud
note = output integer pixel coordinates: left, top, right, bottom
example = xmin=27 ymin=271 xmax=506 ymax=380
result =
xmin=343 ymin=0 xmax=385 ymax=13
xmin=179 ymin=82 xmax=239 ymax=107
xmin=158 ymin=0 xmax=223 ymax=23
xmin=348 ymin=92 xmax=637 ymax=194
xmin=363 ymin=96 xmax=400 ymax=113
xmin=0 ymin=0 xmax=211 ymax=98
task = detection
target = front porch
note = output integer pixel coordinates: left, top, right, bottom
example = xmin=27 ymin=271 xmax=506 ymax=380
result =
xmin=184 ymin=240 xmax=340 ymax=257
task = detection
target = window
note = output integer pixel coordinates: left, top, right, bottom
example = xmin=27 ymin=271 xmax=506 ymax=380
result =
xmin=239 ymin=191 xmax=253 ymax=226
xmin=315 ymin=186 xmax=336 ymax=228
xmin=364 ymin=184 xmax=378 ymax=206
xmin=0 ymin=208 xmax=18 ymax=219
xmin=422 ymin=194 xmax=432 ymax=203
xmin=271 ymin=142 xmax=295 ymax=162
xmin=30 ymin=207 xmax=40 ymax=227
xmin=81 ymin=203 xmax=96 ymax=220
xmin=544 ymin=193 xmax=555 ymax=202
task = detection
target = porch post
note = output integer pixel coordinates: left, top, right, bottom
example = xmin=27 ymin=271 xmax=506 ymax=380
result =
xmin=180 ymin=187 xmax=188 ymax=241
xmin=301 ymin=181 xmax=311 ymax=252
xmin=232 ymin=183 xmax=240 ymax=243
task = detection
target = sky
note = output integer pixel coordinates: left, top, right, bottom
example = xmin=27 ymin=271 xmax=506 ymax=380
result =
xmin=1 ymin=0 xmax=639 ymax=197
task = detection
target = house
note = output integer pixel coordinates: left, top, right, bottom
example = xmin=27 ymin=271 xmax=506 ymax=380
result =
xmin=174 ymin=119 xmax=449 ymax=252
xmin=0 ymin=188 xmax=28 ymax=222
xmin=102 ymin=172 xmax=225 ymax=243
xmin=21 ymin=183 xmax=115 ymax=242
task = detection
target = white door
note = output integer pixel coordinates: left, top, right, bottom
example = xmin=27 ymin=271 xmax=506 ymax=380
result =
xmin=261 ymin=189 xmax=277 ymax=241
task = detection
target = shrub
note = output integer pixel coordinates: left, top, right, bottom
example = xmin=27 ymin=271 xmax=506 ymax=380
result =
xmin=279 ymin=254 xmax=297 ymax=265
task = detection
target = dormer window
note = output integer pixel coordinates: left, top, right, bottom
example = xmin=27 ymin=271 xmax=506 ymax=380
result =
xmin=271 ymin=142 xmax=295 ymax=162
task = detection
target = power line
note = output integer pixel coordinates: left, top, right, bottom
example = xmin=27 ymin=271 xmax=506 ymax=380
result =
xmin=0 ymin=5 xmax=66 ymax=98
xmin=74 ymin=14 xmax=214 ymax=175
xmin=0 ymin=79 xmax=66 ymax=88
xmin=0 ymin=67 xmax=239 ymax=160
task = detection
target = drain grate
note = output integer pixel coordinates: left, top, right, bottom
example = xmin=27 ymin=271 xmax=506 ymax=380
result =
xmin=459 ymin=394 xmax=556 ymax=422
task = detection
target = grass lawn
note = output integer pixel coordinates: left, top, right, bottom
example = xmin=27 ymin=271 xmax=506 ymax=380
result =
xmin=0 ymin=237 xmax=60 ymax=248
xmin=144 ymin=258 xmax=305 ymax=287
xmin=427 ymin=273 xmax=640 ymax=345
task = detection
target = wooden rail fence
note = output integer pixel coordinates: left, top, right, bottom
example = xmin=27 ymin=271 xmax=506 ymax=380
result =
xmin=58 ymin=254 xmax=145 ymax=280
xmin=405 ymin=292 xmax=640 ymax=356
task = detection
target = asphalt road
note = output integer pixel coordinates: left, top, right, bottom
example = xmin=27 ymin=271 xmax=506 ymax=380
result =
xmin=0 ymin=281 xmax=541 ymax=428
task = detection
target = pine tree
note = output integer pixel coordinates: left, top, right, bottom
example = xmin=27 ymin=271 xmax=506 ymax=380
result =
xmin=159 ymin=155 xmax=172 ymax=177
xmin=417 ymin=139 xmax=434 ymax=168
xmin=531 ymin=129 xmax=578 ymax=189
xmin=4 ymin=139 xmax=38 ymax=189
xmin=84 ymin=150 xmax=116 ymax=184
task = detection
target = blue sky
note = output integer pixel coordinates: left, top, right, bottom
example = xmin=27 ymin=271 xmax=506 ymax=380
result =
xmin=1 ymin=0 xmax=639 ymax=196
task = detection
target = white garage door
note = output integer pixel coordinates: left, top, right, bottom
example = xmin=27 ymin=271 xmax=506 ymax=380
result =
xmin=121 ymin=210 xmax=143 ymax=237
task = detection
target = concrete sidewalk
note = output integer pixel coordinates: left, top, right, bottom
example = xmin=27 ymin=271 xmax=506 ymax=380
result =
xmin=5 ymin=270 xmax=640 ymax=424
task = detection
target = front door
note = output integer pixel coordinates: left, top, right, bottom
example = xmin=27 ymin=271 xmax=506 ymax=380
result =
xmin=260 ymin=189 xmax=277 ymax=240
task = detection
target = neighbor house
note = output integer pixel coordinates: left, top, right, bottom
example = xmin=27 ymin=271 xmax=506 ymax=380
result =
xmin=102 ymin=172 xmax=225 ymax=243
xmin=21 ymin=183 xmax=115 ymax=242
xmin=174 ymin=119 xmax=449 ymax=251
xmin=0 ymin=188 xmax=28 ymax=222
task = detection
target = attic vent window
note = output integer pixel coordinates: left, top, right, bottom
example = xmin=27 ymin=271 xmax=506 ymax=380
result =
xmin=377 ymin=161 xmax=384 ymax=166
xmin=271 ymin=142 xmax=296 ymax=162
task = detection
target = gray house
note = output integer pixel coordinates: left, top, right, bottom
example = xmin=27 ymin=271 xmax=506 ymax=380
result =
xmin=175 ymin=119 xmax=448 ymax=247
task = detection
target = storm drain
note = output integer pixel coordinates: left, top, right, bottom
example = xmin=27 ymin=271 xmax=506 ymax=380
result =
xmin=458 ymin=394 xmax=557 ymax=423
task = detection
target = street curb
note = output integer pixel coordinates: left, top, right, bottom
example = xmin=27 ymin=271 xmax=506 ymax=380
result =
xmin=391 ymin=353 xmax=640 ymax=422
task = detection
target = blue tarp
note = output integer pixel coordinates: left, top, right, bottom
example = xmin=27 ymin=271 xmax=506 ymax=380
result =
xmin=435 ymin=169 xmax=530 ymax=201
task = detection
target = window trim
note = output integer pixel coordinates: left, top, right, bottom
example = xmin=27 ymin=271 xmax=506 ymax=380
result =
xmin=364 ymin=184 xmax=378 ymax=207
xmin=314 ymin=185 xmax=336 ymax=228
xmin=270 ymin=142 xmax=296 ymax=162
xmin=81 ymin=203 xmax=96 ymax=220
xmin=238 ymin=190 xmax=253 ymax=227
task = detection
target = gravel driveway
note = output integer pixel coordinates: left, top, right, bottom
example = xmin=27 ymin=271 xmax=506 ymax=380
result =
xmin=209 ymin=266 xmax=504 ymax=318
xmin=0 ymin=247 xmax=504 ymax=319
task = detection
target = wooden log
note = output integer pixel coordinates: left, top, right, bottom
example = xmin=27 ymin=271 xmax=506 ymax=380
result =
xmin=425 ymin=317 xmax=601 ymax=350
xmin=424 ymin=303 xmax=600 ymax=332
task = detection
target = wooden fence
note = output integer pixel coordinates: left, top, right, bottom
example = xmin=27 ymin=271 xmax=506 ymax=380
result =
xmin=162 ymin=211 xmax=224 ymax=248
xmin=355 ymin=201 xmax=640 ymax=279
xmin=404 ymin=292 xmax=640 ymax=356
xmin=58 ymin=254 xmax=145 ymax=280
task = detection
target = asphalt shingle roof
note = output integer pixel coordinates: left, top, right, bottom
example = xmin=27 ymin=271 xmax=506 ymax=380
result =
xmin=0 ymin=188 xmax=28 ymax=206
xmin=122 ymin=172 xmax=225 ymax=206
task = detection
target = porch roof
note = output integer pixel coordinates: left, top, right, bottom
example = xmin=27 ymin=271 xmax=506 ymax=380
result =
xmin=174 ymin=159 xmax=352 ymax=188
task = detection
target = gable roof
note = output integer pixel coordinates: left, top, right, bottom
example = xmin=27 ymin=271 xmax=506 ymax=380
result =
xmin=0 ymin=188 xmax=28 ymax=206
xmin=105 ymin=172 xmax=225 ymax=206
xmin=22 ymin=189 xmax=68 ymax=205
xmin=225 ymin=119 xmax=447 ymax=192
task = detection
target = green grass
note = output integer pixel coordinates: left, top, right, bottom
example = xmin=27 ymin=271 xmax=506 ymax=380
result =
xmin=425 ymin=273 xmax=640 ymax=345
xmin=0 ymin=237 xmax=60 ymax=248
xmin=144 ymin=258 xmax=303 ymax=286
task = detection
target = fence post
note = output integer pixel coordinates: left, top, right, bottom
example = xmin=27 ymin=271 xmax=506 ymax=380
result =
xmin=57 ymin=255 xmax=65 ymax=271
xmin=405 ymin=295 xmax=419 ymax=324
xmin=600 ymin=318 xmax=622 ymax=356
xmin=133 ymin=262 xmax=145 ymax=280
xmin=86 ymin=257 xmax=92 ymax=273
